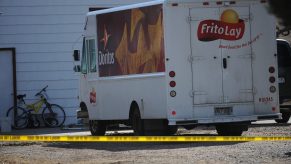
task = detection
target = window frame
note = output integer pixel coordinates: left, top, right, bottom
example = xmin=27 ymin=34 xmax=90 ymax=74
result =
xmin=85 ymin=38 xmax=97 ymax=73
xmin=81 ymin=38 xmax=88 ymax=74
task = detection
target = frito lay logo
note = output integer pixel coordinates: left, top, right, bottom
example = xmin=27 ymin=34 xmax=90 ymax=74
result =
xmin=198 ymin=9 xmax=245 ymax=41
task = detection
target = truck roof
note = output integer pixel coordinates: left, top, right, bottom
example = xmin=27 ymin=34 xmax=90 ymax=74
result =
xmin=86 ymin=0 xmax=261 ymax=17
xmin=87 ymin=0 xmax=164 ymax=17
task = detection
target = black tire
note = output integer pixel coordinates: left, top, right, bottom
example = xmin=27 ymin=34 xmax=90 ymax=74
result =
xmin=42 ymin=104 xmax=66 ymax=127
xmin=89 ymin=120 xmax=106 ymax=136
xmin=216 ymin=125 xmax=244 ymax=136
xmin=6 ymin=106 xmax=29 ymax=129
xmin=131 ymin=108 xmax=144 ymax=136
xmin=275 ymin=112 xmax=291 ymax=123
xmin=165 ymin=126 xmax=178 ymax=135
xmin=183 ymin=125 xmax=196 ymax=130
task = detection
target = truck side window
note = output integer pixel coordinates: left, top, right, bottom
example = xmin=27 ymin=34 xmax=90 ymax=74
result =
xmin=278 ymin=43 xmax=291 ymax=67
xmin=87 ymin=39 xmax=96 ymax=72
xmin=81 ymin=38 xmax=88 ymax=74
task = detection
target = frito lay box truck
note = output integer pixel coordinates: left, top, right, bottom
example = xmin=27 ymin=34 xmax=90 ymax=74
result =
xmin=74 ymin=0 xmax=281 ymax=136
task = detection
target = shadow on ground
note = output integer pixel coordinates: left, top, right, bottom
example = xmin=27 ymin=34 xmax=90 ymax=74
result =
xmin=250 ymin=123 xmax=291 ymax=128
xmin=40 ymin=129 xmax=246 ymax=152
xmin=0 ymin=127 xmax=89 ymax=136
xmin=1 ymin=122 xmax=290 ymax=136
xmin=42 ymin=140 xmax=244 ymax=152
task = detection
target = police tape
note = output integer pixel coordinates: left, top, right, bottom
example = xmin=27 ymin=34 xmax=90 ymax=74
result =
xmin=1 ymin=135 xmax=291 ymax=142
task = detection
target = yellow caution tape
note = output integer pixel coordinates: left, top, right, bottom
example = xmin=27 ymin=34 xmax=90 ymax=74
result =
xmin=1 ymin=136 xmax=291 ymax=142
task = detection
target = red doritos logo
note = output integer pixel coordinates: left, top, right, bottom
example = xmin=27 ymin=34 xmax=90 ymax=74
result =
xmin=197 ymin=9 xmax=245 ymax=41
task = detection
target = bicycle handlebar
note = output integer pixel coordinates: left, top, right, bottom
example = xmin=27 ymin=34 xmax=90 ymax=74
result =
xmin=35 ymin=85 xmax=48 ymax=97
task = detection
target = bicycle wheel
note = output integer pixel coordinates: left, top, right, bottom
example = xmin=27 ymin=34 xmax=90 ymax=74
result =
xmin=6 ymin=106 xmax=29 ymax=129
xmin=42 ymin=104 xmax=66 ymax=127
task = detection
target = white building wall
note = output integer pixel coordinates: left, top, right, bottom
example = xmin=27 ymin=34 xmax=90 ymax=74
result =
xmin=0 ymin=0 xmax=149 ymax=124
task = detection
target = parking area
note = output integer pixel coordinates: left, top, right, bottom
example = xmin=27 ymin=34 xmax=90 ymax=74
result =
xmin=1 ymin=121 xmax=291 ymax=164
xmin=0 ymin=119 xmax=290 ymax=136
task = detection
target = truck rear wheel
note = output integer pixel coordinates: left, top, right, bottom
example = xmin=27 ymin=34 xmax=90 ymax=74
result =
xmin=216 ymin=124 xmax=247 ymax=136
xmin=275 ymin=111 xmax=291 ymax=123
xmin=183 ymin=125 xmax=196 ymax=130
xmin=131 ymin=108 xmax=144 ymax=136
xmin=89 ymin=120 xmax=106 ymax=136
xmin=165 ymin=126 xmax=178 ymax=135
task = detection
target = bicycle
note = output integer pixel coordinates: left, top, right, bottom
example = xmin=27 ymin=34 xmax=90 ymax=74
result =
xmin=6 ymin=85 xmax=66 ymax=129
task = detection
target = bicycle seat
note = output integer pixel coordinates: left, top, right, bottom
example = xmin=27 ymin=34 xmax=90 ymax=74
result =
xmin=17 ymin=94 xmax=26 ymax=99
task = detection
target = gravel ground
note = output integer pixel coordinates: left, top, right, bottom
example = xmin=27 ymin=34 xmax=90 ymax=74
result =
xmin=1 ymin=125 xmax=291 ymax=164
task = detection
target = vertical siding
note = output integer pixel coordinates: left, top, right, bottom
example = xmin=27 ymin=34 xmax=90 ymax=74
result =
xmin=0 ymin=0 xmax=149 ymax=124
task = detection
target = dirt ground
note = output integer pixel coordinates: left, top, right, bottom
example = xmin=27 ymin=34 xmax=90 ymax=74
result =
xmin=1 ymin=124 xmax=291 ymax=164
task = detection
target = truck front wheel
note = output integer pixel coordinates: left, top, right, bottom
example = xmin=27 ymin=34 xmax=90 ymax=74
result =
xmin=89 ymin=120 xmax=106 ymax=136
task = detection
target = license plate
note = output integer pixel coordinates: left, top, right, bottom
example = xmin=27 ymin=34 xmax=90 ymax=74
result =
xmin=215 ymin=107 xmax=233 ymax=116
xmin=278 ymin=77 xmax=285 ymax=84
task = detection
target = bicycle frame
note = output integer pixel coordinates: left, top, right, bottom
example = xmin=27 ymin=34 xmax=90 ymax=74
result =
xmin=18 ymin=95 xmax=48 ymax=114
xmin=25 ymin=98 xmax=46 ymax=113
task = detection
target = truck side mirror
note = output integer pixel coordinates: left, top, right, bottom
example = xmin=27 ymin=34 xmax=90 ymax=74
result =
xmin=74 ymin=65 xmax=81 ymax=72
xmin=73 ymin=50 xmax=80 ymax=61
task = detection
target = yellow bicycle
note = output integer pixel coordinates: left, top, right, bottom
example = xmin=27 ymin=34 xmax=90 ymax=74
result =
xmin=6 ymin=86 xmax=66 ymax=129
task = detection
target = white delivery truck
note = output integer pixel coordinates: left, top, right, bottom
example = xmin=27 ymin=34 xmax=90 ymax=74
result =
xmin=74 ymin=0 xmax=281 ymax=136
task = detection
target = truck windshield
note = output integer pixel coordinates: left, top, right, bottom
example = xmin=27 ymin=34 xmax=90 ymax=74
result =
xmin=81 ymin=38 xmax=87 ymax=74
xmin=87 ymin=39 xmax=96 ymax=72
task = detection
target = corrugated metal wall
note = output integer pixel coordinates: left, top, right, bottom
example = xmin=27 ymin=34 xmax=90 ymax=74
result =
xmin=0 ymin=0 xmax=148 ymax=124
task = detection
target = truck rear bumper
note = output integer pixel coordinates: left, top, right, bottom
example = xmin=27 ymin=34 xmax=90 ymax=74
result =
xmin=168 ymin=113 xmax=281 ymax=125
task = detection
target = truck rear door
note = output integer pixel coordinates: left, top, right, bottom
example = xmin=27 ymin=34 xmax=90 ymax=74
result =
xmin=220 ymin=6 xmax=253 ymax=103
xmin=190 ymin=6 xmax=253 ymax=105
xmin=190 ymin=8 xmax=222 ymax=104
